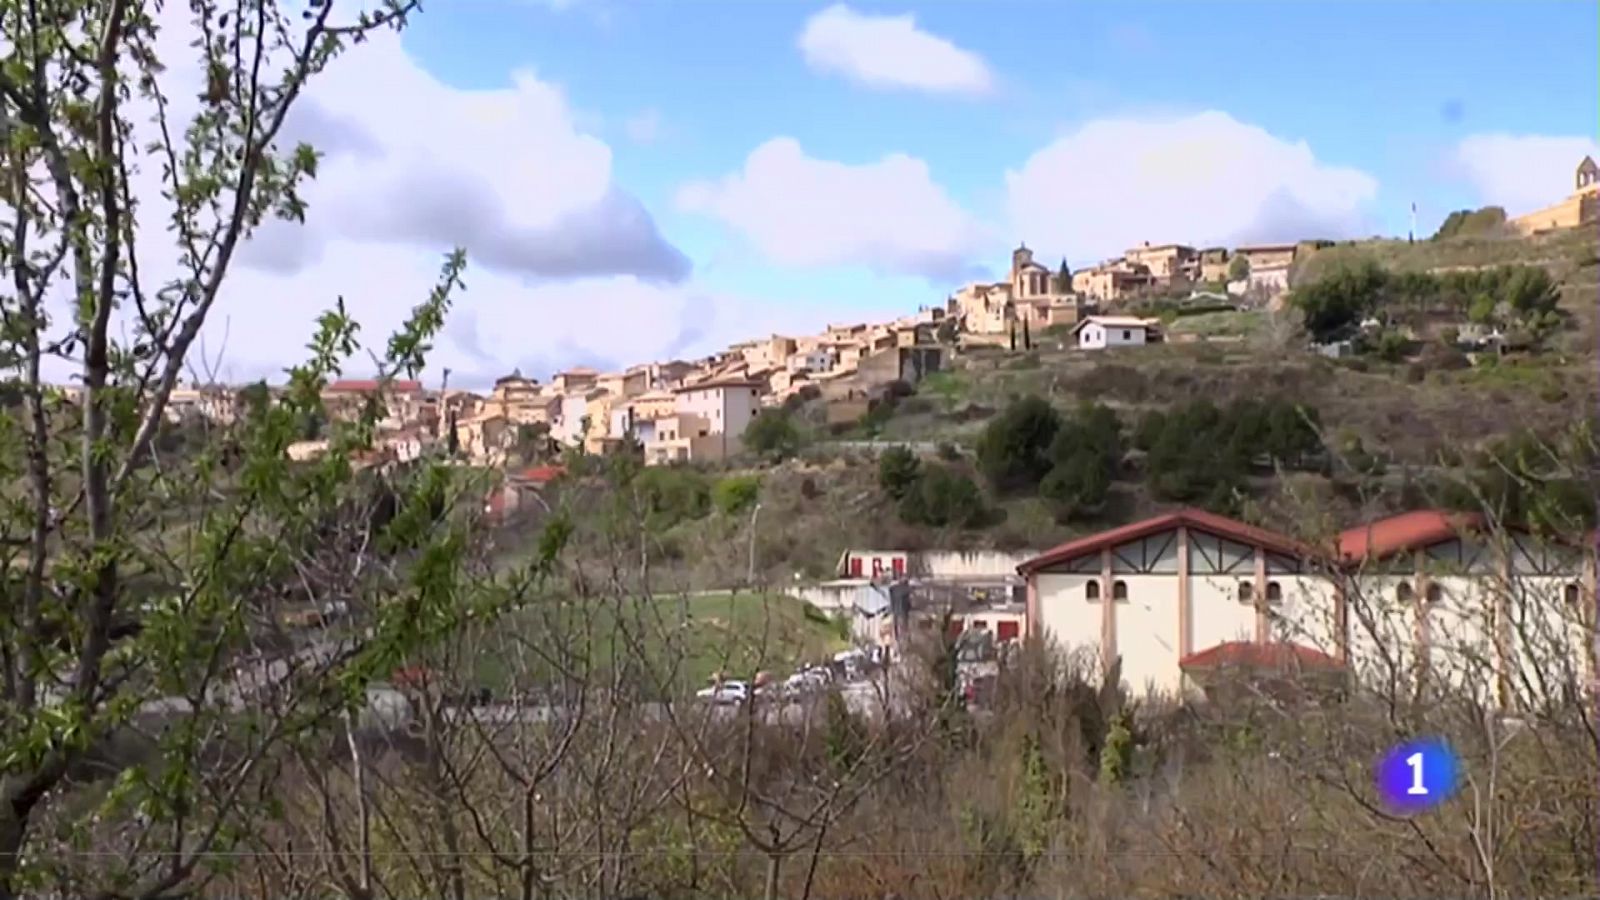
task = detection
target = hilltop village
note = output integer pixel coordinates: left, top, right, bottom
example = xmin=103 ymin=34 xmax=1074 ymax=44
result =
xmin=140 ymin=238 xmax=1366 ymax=467
xmin=91 ymin=156 xmax=1595 ymax=491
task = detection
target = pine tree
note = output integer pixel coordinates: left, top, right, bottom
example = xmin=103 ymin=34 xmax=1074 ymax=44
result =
xmin=1056 ymin=258 xmax=1072 ymax=293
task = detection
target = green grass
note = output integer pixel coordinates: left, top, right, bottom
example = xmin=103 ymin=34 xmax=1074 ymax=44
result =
xmin=1166 ymin=310 xmax=1267 ymax=338
xmin=920 ymin=370 xmax=966 ymax=402
xmin=470 ymin=592 xmax=850 ymax=699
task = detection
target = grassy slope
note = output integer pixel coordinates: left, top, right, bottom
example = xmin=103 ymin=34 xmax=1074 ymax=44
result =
xmin=716 ymin=228 xmax=1599 ymax=575
xmin=471 ymin=591 xmax=849 ymax=698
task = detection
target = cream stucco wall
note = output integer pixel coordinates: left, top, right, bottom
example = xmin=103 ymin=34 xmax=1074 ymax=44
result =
xmin=1115 ymin=574 xmax=1181 ymax=696
xmin=1032 ymin=528 xmax=1348 ymax=699
xmin=1035 ymin=572 xmax=1103 ymax=670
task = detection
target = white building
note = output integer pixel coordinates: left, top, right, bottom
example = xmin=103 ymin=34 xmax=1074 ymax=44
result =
xmin=1019 ymin=508 xmax=1597 ymax=705
xmin=786 ymin=348 xmax=836 ymax=374
xmin=1021 ymin=509 xmax=1338 ymax=697
xmin=1070 ymin=315 xmax=1161 ymax=350
xmin=1337 ymin=510 xmax=1595 ymax=709
xmin=553 ymin=390 xmax=601 ymax=447
xmin=643 ymin=378 xmax=763 ymax=465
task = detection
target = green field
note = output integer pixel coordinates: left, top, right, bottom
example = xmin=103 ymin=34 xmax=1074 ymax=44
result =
xmin=469 ymin=591 xmax=850 ymax=699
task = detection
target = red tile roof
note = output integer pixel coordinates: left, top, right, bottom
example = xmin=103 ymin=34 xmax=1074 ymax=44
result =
xmin=514 ymin=464 xmax=566 ymax=485
xmin=1337 ymin=510 xmax=1484 ymax=563
xmin=1180 ymin=641 xmax=1345 ymax=671
xmin=1018 ymin=508 xmax=1312 ymax=574
xmin=326 ymin=378 xmax=423 ymax=393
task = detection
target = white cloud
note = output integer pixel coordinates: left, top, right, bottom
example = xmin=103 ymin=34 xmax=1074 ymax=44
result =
xmin=624 ymin=108 xmax=664 ymax=145
xmin=1006 ymin=111 xmax=1380 ymax=264
xmin=58 ymin=7 xmax=779 ymax=388
xmin=798 ymin=4 xmax=993 ymax=96
xmin=1452 ymin=133 xmax=1600 ymax=215
xmin=676 ymin=137 xmax=988 ymax=280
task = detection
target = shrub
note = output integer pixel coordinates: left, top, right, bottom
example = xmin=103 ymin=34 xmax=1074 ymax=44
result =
xmin=1293 ymin=253 xmax=1387 ymax=342
xmin=1040 ymin=450 xmax=1111 ymax=521
xmin=899 ymin=466 xmax=987 ymax=528
xmin=632 ymin=467 xmax=712 ymax=530
xmin=1373 ymin=331 xmax=1409 ymax=362
xmin=711 ymin=474 xmax=761 ymax=516
xmin=976 ymin=396 xmax=1061 ymax=493
xmin=1432 ymin=205 xmax=1507 ymax=239
xmin=744 ymin=408 xmax=802 ymax=460
xmin=878 ymin=446 xmax=922 ymax=500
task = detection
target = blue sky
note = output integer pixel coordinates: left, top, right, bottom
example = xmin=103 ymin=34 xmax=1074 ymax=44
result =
xmin=198 ymin=1 xmax=1599 ymax=383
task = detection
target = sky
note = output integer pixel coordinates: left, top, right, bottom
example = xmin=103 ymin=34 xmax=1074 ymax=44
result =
xmin=123 ymin=0 xmax=1600 ymax=388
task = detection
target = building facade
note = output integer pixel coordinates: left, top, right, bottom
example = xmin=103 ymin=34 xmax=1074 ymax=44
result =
xmin=1019 ymin=508 xmax=1597 ymax=704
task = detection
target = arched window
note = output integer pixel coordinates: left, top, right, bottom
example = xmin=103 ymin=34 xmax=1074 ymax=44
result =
xmin=1237 ymin=581 xmax=1255 ymax=604
xmin=1266 ymin=581 xmax=1283 ymax=604
xmin=1396 ymin=581 xmax=1414 ymax=603
xmin=1425 ymin=583 xmax=1443 ymax=605
xmin=1567 ymin=583 xmax=1583 ymax=607
xmin=1085 ymin=581 xmax=1101 ymax=602
xmin=1112 ymin=580 xmax=1128 ymax=602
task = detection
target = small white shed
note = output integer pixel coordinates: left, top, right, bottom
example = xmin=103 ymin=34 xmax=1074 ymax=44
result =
xmin=1070 ymin=316 xmax=1160 ymax=350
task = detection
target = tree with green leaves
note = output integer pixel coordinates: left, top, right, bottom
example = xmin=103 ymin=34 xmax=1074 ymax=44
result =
xmin=1293 ymin=253 xmax=1388 ymax=342
xmin=744 ymin=407 xmax=802 ymax=460
xmin=0 ymin=3 xmax=553 ymax=896
xmin=976 ymin=395 xmax=1061 ymax=493
xmin=1227 ymin=254 xmax=1250 ymax=282
xmin=877 ymin=445 xmax=922 ymax=500
xmin=898 ymin=465 xmax=986 ymax=528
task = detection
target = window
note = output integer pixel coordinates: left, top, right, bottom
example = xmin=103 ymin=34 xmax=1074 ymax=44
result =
xmin=1122 ymin=330 xmax=1132 ymax=340
xmin=1085 ymin=581 xmax=1101 ymax=602
xmin=1112 ymin=580 xmax=1128 ymax=602
xmin=1266 ymin=581 xmax=1282 ymax=604
xmin=1396 ymin=581 xmax=1414 ymax=603
xmin=1567 ymin=583 xmax=1583 ymax=607
xmin=1237 ymin=582 xmax=1255 ymax=604
xmin=1425 ymin=584 xmax=1443 ymax=605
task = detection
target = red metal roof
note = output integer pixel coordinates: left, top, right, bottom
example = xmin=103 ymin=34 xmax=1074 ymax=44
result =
xmin=1180 ymin=641 xmax=1345 ymax=671
xmin=326 ymin=378 xmax=423 ymax=393
xmin=1018 ymin=508 xmax=1312 ymax=574
xmin=1337 ymin=510 xmax=1484 ymax=563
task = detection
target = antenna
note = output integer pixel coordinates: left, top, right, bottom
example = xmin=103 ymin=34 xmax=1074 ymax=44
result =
xmin=1409 ymin=202 xmax=1417 ymax=244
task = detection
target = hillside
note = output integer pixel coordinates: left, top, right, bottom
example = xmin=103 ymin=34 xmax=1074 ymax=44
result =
xmin=499 ymin=227 xmax=1597 ymax=589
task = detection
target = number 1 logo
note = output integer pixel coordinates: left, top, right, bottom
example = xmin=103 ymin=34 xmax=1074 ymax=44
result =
xmin=1405 ymin=751 xmax=1428 ymax=796
xmin=1377 ymin=739 xmax=1459 ymax=813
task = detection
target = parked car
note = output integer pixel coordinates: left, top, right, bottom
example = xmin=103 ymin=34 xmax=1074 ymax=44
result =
xmin=696 ymin=680 xmax=749 ymax=706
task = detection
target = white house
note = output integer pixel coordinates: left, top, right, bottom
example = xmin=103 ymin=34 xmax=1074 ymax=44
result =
xmin=786 ymin=348 xmax=836 ymax=374
xmin=552 ymin=392 xmax=591 ymax=446
xmin=1070 ymin=315 xmax=1161 ymax=350
xmin=643 ymin=378 xmax=763 ymax=465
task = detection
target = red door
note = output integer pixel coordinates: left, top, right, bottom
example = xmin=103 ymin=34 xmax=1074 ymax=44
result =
xmin=849 ymin=557 xmax=863 ymax=577
xmin=947 ymin=619 xmax=964 ymax=638
xmin=891 ymin=557 xmax=905 ymax=576
xmin=997 ymin=620 xmax=1020 ymax=642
